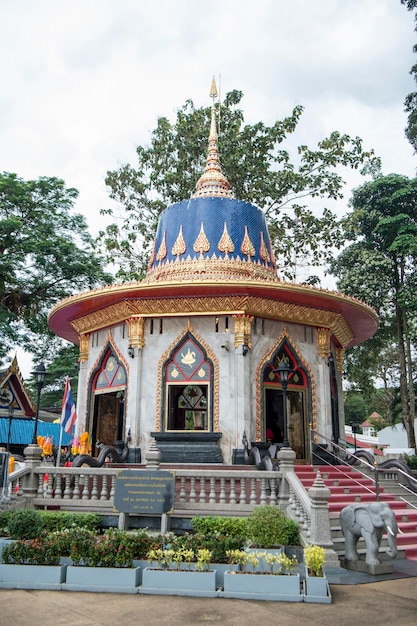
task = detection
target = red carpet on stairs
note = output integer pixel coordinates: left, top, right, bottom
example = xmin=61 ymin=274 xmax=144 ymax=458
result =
xmin=294 ymin=464 xmax=417 ymax=560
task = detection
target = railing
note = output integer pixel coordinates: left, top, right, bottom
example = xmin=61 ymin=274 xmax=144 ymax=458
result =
xmin=0 ymin=466 xmax=29 ymax=511
xmin=30 ymin=465 xmax=282 ymax=515
xmin=311 ymin=428 xmax=384 ymax=497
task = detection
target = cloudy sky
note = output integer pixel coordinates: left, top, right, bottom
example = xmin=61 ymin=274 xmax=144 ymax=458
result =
xmin=1 ymin=0 xmax=416 ymax=373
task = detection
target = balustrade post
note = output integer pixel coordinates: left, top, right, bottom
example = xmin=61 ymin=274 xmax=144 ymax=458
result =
xmin=21 ymin=444 xmax=42 ymax=507
xmin=308 ymin=470 xmax=339 ymax=567
xmin=277 ymin=447 xmax=296 ymax=511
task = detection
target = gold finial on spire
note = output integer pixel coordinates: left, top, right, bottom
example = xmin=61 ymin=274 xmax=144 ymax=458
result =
xmin=210 ymin=76 xmax=218 ymax=100
xmin=193 ymin=78 xmax=233 ymax=199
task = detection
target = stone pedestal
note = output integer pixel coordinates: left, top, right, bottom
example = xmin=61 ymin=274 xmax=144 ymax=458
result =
xmin=341 ymin=557 xmax=394 ymax=575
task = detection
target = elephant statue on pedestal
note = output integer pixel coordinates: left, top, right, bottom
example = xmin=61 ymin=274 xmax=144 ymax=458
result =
xmin=339 ymin=502 xmax=398 ymax=566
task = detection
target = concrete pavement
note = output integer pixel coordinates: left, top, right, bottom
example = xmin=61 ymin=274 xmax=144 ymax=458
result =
xmin=1 ymin=576 xmax=417 ymax=626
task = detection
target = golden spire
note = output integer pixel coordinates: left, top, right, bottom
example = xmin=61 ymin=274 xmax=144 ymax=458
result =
xmin=193 ymin=77 xmax=233 ymax=199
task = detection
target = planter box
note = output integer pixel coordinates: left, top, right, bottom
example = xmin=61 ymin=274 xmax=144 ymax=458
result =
xmin=222 ymin=571 xmax=303 ymax=602
xmin=0 ymin=564 xmax=67 ymax=590
xmin=65 ymin=565 xmax=140 ymax=594
xmin=141 ymin=567 xmax=218 ymax=597
xmin=304 ymin=571 xmax=332 ymax=604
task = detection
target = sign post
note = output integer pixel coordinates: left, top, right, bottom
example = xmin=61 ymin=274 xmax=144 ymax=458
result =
xmin=114 ymin=469 xmax=175 ymax=532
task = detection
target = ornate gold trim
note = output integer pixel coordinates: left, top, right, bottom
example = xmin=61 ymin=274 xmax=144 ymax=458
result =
xmin=78 ymin=333 xmax=90 ymax=363
xmin=127 ymin=316 xmax=145 ymax=350
xmin=156 ymin=231 xmax=167 ymax=262
xmin=255 ymin=326 xmax=317 ymax=444
xmin=156 ymin=320 xmax=219 ymax=431
xmin=317 ymin=327 xmax=332 ymax=358
xmin=145 ymin=254 xmax=277 ymax=282
xmin=241 ymin=226 xmax=255 ymax=259
xmin=336 ymin=347 xmax=345 ymax=373
xmin=70 ymin=294 xmax=354 ymax=348
xmin=218 ymin=222 xmax=234 ymax=255
xmin=259 ymin=232 xmax=270 ymax=263
xmin=193 ymin=223 xmax=210 ymax=255
xmin=233 ymin=314 xmax=253 ymax=348
xmin=84 ymin=331 xmax=130 ymax=434
xmin=172 ymin=225 xmax=186 ymax=257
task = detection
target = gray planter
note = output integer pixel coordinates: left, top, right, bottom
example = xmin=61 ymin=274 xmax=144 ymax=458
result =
xmin=222 ymin=571 xmax=303 ymax=602
xmin=304 ymin=570 xmax=332 ymax=604
xmin=65 ymin=565 xmax=141 ymax=594
xmin=141 ymin=567 xmax=218 ymax=597
xmin=0 ymin=563 xmax=67 ymax=589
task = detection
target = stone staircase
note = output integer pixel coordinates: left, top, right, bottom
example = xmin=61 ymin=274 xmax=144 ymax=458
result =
xmin=294 ymin=464 xmax=417 ymax=561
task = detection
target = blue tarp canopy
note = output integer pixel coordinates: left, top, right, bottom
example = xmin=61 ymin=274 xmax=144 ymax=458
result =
xmin=0 ymin=417 xmax=73 ymax=446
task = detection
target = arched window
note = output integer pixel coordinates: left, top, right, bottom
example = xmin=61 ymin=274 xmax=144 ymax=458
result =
xmin=164 ymin=334 xmax=212 ymax=431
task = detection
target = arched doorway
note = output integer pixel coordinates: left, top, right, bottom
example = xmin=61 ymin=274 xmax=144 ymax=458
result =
xmin=90 ymin=351 xmax=127 ymax=454
xmin=163 ymin=333 xmax=213 ymax=432
xmin=262 ymin=343 xmax=309 ymax=461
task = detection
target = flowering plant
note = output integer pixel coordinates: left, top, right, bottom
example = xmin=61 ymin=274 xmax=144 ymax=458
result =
xmin=196 ymin=548 xmax=212 ymax=571
xmin=303 ymin=544 xmax=326 ymax=577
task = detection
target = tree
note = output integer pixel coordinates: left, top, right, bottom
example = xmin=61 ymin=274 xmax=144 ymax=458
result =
xmin=0 ymin=172 xmax=113 ymax=364
xmin=343 ymin=391 xmax=368 ymax=427
xmin=101 ymin=90 xmax=379 ymax=281
xmin=401 ymin=0 xmax=417 ymax=151
xmin=331 ymin=173 xmax=417 ymax=448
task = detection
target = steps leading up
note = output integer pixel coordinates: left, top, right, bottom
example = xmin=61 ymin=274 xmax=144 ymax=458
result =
xmin=295 ymin=464 xmax=417 ymax=561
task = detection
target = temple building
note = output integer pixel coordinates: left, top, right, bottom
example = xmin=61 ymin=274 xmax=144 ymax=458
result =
xmin=48 ymin=83 xmax=378 ymax=465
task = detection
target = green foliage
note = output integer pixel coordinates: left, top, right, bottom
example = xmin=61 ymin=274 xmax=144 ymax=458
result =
xmin=344 ymin=391 xmax=368 ymax=426
xmin=38 ymin=511 xmax=102 ymax=533
xmin=7 ymin=509 xmax=45 ymax=540
xmin=401 ymin=0 xmax=417 ymax=151
xmin=332 ymin=174 xmax=417 ymax=448
xmin=245 ymin=506 xmax=300 ymax=548
xmin=303 ymin=544 xmax=326 ymax=577
xmin=2 ymin=537 xmax=61 ymax=566
xmin=0 ymin=172 xmax=113 ymax=364
xmin=402 ymin=452 xmax=417 ymax=470
xmin=0 ymin=511 xmax=11 ymax=535
xmin=191 ymin=515 xmax=247 ymax=538
xmin=101 ymin=90 xmax=378 ymax=282
xmin=176 ymin=532 xmax=245 ymax=564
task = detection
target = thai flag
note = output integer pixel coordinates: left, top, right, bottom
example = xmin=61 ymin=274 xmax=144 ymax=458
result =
xmin=61 ymin=377 xmax=77 ymax=434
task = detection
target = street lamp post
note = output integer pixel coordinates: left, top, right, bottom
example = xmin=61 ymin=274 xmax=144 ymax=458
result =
xmin=6 ymin=403 xmax=14 ymax=453
xmin=272 ymin=359 xmax=294 ymax=448
xmin=31 ymin=363 xmax=47 ymax=445
xmin=351 ymin=419 xmax=359 ymax=453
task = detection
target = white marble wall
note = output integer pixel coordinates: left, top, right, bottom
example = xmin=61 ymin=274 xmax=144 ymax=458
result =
xmin=75 ymin=315 xmax=341 ymax=465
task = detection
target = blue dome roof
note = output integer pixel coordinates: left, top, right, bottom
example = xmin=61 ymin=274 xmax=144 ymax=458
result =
xmin=146 ymin=196 xmax=278 ymax=282
xmin=145 ymin=79 xmax=278 ymax=284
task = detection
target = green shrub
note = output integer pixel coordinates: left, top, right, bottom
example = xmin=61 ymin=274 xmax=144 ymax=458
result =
xmin=245 ymin=506 xmax=300 ymax=548
xmin=2 ymin=537 xmax=61 ymax=566
xmin=130 ymin=529 xmax=163 ymax=559
xmin=38 ymin=511 xmax=102 ymax=532
xmin=0 ymin=511 xmax=12 ymax=535
xmin=191 ymin=515 xmax=247 ymax=538
xmin=402 ymin=453 xmax=417 ymax=471
xmin=7 ymin=509 xmax=45 ymax=540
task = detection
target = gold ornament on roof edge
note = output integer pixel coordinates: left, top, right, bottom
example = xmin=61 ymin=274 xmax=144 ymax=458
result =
xmin=172 ymin=225 xmax=187 ymax=256
xmin=218 ymin=222 xmax=235 ymax=255
xmin=259 ymin=231 xmax=270 ymax=263
xmin=156 ymin=231 xmax=167 ymax=262
xmin=241 ymin=226 xmax=255 ymax=259
xmin=193 ymin=223 xmax=210 ymax=255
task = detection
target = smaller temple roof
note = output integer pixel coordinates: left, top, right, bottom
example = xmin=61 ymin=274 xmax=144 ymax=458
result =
xmin=0 ymin=356 xmax=35 ymax=418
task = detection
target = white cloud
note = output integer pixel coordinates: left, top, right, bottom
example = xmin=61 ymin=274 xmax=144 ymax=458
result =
xmin=0 ymin=0 xmax=415 ymax=238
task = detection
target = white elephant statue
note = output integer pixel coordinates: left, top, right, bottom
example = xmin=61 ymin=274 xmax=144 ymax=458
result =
xmin=339 ymin=502 xmax=398 ymax=566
